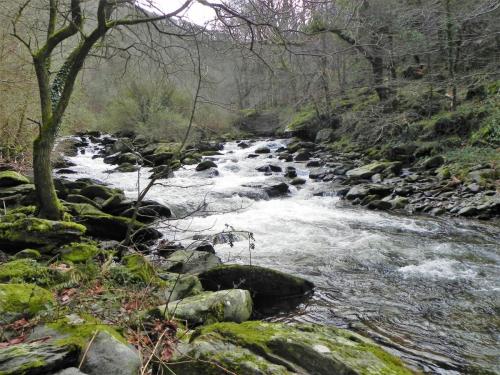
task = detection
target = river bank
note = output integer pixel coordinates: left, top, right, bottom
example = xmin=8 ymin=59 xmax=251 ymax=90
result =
xmin=0 ymin=132 xmax=499 ymax=374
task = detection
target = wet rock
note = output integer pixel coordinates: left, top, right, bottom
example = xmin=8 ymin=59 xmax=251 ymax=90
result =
xmin=291 ymin=177 xmax=306 ymax=185
xmin=457 ymin=206 xmax=479 ymax=217
xmin=112 ymin=138 xmax=133 ymax=153
xmin=255 ymin=146 xmax=271 ymax=154
xmin=306 ymin=160 xmax=321 ymax=167
xmin=0 ymin=170 xmax=30 ymax=188
xmin=367 ymin=200 xmax=392 ymax=210
xmin=294 ymin=150 xmax=311 ymax=161
xmin=155 ymin=289 xmax=252 ymax=325
xmin=196 ymin=160 xmax=217 ymax=171
xmin=0 ymin=342 xmax=79 ymax=374
xmin=345 ymin=184 xmax=392 ymax=201
xmin=191 ymin=241 xmax=216 ymax=254
xmin=56 ymin=168 xmax=78 ymax=174
xmin=264 ymin=182 xmax=289 ymax=198
xmin=285 ymin=167 xmax=297 ymax=178
xmin=80 ymin=331 xmax=141 ymax=375
xmin=237 ymin=141 xmax=250 ymax=148
xmin=169 ymin=321 xmax=413 ymax=375
xmin=115 ymin=163 xmax=139 ymax=173
xmin=199 ymin=265 xmax=314 ymax=301
xmin=256 ymin=164 xmax=282 ymax=173
xmin=0 ymin=217 xmax=86 ymax=251
xmin=162 ymin=250 xmax=222 ymax=274
xmin=247 ymin=154 xmax=259 ymax=158
xmin=423 ymin=155 xmax=444 ymax=169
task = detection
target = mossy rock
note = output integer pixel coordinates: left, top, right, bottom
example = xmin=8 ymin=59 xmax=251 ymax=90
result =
xmin=57 ymin=242 xmax=100 ymax=263
xmin=13 ymin=248 xmax=41 ymax=260
xmin=0 ymin=341 xmax=79 ymax=375
xmin=122 ymin=253 xmax=163 ymax=285
xmin=0 ymin=217 xmax=86 ymax=251
xmin=79 ymin=185 xmax=121 ymax=201
xmin=169 ymin=321 xmax=414 ymax=374
xmin=0 ymin=259 xmax=66 ymax=286
xmin=0 ymin=283 xmax=55 ymax=323
xmin=154 ymin=143 xmax=180 ymax=155
xmin=157 ymin=272 xmax=203 ymax=302
xmin=0 ymin=170 xmax=30 ymax=188
xmin=154 ymin=289 xmax=253 ymax=326
xmin=162 ymin=250 xmax=222 ymax=274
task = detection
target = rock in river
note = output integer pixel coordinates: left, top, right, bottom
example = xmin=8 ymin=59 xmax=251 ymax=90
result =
xmin=168 ymin=321 xmax=413 ymax=375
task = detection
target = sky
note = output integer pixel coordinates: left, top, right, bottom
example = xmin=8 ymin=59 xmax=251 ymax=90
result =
xmin=145 ymin=0 xmax=220 ymax=24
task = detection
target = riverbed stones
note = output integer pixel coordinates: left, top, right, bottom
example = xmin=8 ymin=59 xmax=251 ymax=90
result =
xmin=168 ymin=321 xmax=413 ymax=375
xmin=162 ymin=250 xmax=222 ymax=274
xmin=255 ymin=146 xmax=271 ymax=154
xmin=0 ymin=170 xmax=30 ymax=188
xmin=199 ymin=265 xmax=314 ymax=300
xmin=196 ymin=160 xmax=217 ymax=171
xmin=0 ymin=342 xmax=79 ymax=375
xmin=264 ymin=182 xmax=289 ymax=198
xmin=291 ymin=177 xmax=306 ymax=185
xmin=156 ymin=289 xmax=252 ymax=325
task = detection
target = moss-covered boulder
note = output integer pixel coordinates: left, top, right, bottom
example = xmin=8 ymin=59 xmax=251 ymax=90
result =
xmin=155 ymin=289 xmax=252 ymax=325
xmin=0 ymin=170 xmax=30 ymax=188
xmin=199 ymin=265 xmax=314 ymax=300
xmin=0 ymin=283 xmax=55 ymax=323
xmin=162 ymin=250 xmax=222 ymax=274
xmin=157 ymin=272 xmax=203 ymax=302
xmin=169 ymin=321 xmax=413 ymax=374
xmin=0 ymin=259 xmax=65 ymax=286
xmin=0 ymin=342 xmax=79 ymax=375
xmin=0 ymin=183 xmax=35 ymax=200
xmin=196 ymin=160 xmax=217 ymax=171
xmin=122 ymin=253 xmax=162 ymax=284
xmin=28 ymin=315 xmax=140 ymax=375
xmin=13 ymin=248 xmax=41 ymax=260
xmin=0 ymin=217 xmax=86 ymax=251
xmin=79 ymin=185 xmax=121 ymax=201
xmin=57 ymin=242 xmax=100 ymax=263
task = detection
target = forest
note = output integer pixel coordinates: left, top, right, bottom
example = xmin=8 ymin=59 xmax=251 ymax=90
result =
xmin=0 ymin=0 xmax=499 ymax=374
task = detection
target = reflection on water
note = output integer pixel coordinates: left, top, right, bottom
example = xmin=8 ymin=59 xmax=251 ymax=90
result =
xmin=67 ymin=138 xmax=500 ymax=374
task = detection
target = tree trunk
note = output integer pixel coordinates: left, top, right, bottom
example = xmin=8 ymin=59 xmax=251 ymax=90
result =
xmin=33 ymin=129 xmax=61 ymax=219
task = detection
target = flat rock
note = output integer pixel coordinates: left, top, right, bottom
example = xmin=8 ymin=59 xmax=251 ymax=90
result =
xmin=168 ymin=321 xmax=413 ymax=375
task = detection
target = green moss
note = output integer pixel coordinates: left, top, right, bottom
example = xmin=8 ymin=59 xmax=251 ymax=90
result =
xmin=286 ymin=107 xmax=316 ymax=131
xmin=154 ymin=143 xmax=180 ymax=155
xmin=122 ymin=253 xmax=164 ymax=285
xmin=7 ymin=205 xmax=37 ymax=216
xmin=0 ymin=259 xmax=65 ymax=286
xmin=13 ymin=249 xmax=42 ymax=260
xmin=0 ymin=283 xmax=55 ymax=320
xmin=0 ymin=170 xmax=30 ymax=187
xmin=46 ymin=314 xmax=127 ymax=349
xmin=58 ymin=242 xmax=100 ymax=263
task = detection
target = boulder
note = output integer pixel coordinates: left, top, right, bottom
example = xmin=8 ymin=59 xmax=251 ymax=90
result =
xmin=57 ymin=242 xmax=99 ymax=263
xmin=0 ymin=342 xmax=79 ymax=374
xmin=114 ymin=163 xmax=139 ymax=173
xmin=162 ymin=250 xmax=222 ymax=274
xmin=196 ymin=160 xmax=217 ymax=171
xmin=256 ymin=164 xmax=282 ymax=173
xmin=80 ymin=185 xmax=120 ymax=200
xmin=294 ymin=150 xmax=311 ymax=161
xmin=315 ymin=128 xmax=335 ymax=143
xmin=0 ymin=171 xmax=30 ymax=188
xmin=291 ymin=177 xmax=306 ymax=185
xmin=0 ymin=283 xmax=55 ymax=323
xmin=254 ymin=146 xmax=271 ymax=154
xmin=157 ymin=272 xmax=203 ymax=302
xmin=345 ymin=184 xmax=392 ymax=201
xmin=0 ymin=259 xmax=65 ymax=286
xmin=155 ymin=289 xmax=252 ymax=325
xmin=80 ymin=331 xmax=141 ymax=375
xmin=264 ymin=182 xmax=289 ymax=198
xmin=0 ymin=217 xmax=86 ymax=251
xmin=346 ymin=161 xmax=401 ymax=179
xmin=199 ymin=265 xmax=314 ymax=301
xmin=64 ymin=194 xmax=101 ymax=208
xmin=423 ymin=155 xmax=444 ymax=169
xmin=169 ymin=321 xmax=413 ymax=375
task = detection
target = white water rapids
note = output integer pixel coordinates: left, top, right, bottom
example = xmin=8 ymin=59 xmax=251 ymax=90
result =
xmin=64 ymin=138 xmax=500 ymax=374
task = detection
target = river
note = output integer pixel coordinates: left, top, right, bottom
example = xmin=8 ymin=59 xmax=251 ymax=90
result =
xmin=65 ymin=137 xmax=500 ymax=374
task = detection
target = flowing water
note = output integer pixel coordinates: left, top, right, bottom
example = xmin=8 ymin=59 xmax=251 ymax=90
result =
xmin=66 ymin=137 xmax=500 ymax=374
